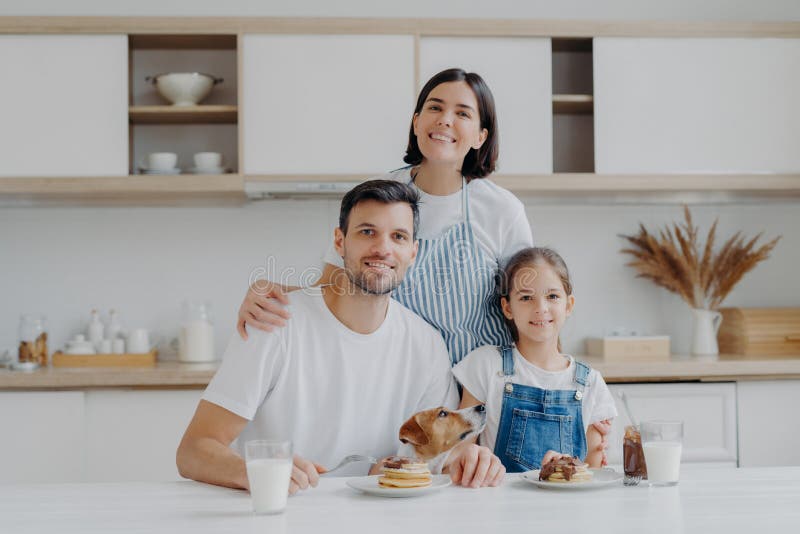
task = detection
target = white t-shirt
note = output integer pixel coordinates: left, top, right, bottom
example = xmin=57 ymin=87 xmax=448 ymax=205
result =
xmin=324 ymin=167 xmax=533 ymax=269
xmin=203 ymin=289 xmax=458 ymax=471
xmin=452 ymin=345 xmax=618 ymax=452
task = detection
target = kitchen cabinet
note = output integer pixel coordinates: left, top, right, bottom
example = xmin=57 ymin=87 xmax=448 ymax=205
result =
xmin=0 ymin=35 xmax=128 ymax=177
xmin=242 ymin=34 xmax=414 ymax=175
xmin=418 ymin=37 xmax=553 ymax=174
xmin=737 ymin=380 xmax=800 ymax=467
xmin=0 ymin=391 xmax=85 ymax=483
xmin=593 ymin=38 xmax=800 ymax=174
xmin=1 ymin=18 xmax=799 ymax=202
xmin=85 ymin=389 xmax=202 ymax=482
xmin=606 ymin=383 xmax=738 ymax=466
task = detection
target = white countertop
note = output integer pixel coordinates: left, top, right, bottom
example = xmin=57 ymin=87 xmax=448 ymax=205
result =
xmin=2 ymin=466 xmax=798 ymax=533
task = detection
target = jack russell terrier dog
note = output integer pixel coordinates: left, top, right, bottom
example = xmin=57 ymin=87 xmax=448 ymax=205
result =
xmin=397 ymin=404 xmax=487 ymax=474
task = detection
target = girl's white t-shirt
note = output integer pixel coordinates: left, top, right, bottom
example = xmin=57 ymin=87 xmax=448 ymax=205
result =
xmin=323 ymin=167 xmax=533 ymax=269
xmin=452 ymin=344 xmax=618 ymax=452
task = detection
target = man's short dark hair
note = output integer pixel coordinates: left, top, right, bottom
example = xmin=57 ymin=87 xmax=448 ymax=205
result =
xmin=339 ymin=180 xmax=420 ymax=238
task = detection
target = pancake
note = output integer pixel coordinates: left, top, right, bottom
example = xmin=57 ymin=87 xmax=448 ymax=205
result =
xmin=378 ymin=456 xmax=432 ymax=489
xmin=539 ymin=455 xmax=593 ymax=483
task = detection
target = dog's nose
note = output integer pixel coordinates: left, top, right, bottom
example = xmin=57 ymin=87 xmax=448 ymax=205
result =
xmin=475 ymin=404 xmax=486 ymax=413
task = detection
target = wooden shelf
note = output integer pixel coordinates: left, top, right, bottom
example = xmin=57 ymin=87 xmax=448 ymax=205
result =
xmin=129 ymin=105 xmax=237 ymax=124
xmin=3 ymin=174 xmax=800 ymax=205
xmin=492 ymin=173 xmax=800 ymax=195
xmin=553 ymin=94 xmax=593 ymax=114
xmin=0 ymin=175 xmax=246 ymax=205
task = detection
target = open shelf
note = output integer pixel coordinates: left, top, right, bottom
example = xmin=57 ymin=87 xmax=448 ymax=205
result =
xmin=129 ymin=34 xmax=237 ymax=50
xmin=553 ymin=94 xmax=593 ymax=114
xmin=129 ymin=105 xmax=238 ymax=124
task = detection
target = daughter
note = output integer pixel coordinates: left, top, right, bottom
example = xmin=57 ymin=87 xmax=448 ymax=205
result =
xmin=452 ymin=247 xmax=617 ymax=472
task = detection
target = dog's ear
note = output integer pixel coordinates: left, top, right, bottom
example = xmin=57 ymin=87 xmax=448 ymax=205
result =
xmin=399 ymin=414 xmax=429 ymax=446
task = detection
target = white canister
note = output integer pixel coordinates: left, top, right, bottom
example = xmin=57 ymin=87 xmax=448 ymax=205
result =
xmin=178 ymin=301 xmax=216 ymax=362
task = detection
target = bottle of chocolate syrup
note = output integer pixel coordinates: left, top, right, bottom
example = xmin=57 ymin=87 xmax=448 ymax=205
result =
xmin=623 ymin=425 xmax=647 ymax=486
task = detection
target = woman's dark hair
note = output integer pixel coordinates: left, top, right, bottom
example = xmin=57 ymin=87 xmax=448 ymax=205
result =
xmin=339 ymin=180 xmax=420 ymax=238
xmin=499 ymin=247 xmax=573 ymax=346
xmin=403 ymin=68 xmax=499 ymax=180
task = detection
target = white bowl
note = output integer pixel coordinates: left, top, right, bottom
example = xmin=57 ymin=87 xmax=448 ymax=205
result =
xmin=146 ymin=72 xmax=223 ymax=107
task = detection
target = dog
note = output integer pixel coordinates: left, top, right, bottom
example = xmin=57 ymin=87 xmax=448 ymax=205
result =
xmin=397 ymin=404 xmax=487 ymax=474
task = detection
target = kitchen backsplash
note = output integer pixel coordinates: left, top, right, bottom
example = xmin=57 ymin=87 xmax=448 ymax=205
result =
xmin=1 ymin=199 xmax=797 ymax=357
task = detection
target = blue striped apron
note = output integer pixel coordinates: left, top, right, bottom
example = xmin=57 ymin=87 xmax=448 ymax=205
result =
xmin=393 ymin=176 xmax=511 ymax=365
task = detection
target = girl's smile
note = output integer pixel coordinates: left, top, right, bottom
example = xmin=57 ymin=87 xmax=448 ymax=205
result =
xmin=501 ymin=263 xmax=575 ymax=355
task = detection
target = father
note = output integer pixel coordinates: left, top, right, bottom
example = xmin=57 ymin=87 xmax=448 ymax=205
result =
xmin=177 ymin=180 xmax=505 ymax=494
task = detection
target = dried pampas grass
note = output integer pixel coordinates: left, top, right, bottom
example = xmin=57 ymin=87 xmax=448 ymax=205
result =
xmin=619 ymin=207 xmax=781 ymax=310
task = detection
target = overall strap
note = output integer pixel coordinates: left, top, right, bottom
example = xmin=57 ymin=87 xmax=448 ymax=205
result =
xmin=572 ymin=360 xmax=591 ymax=401
xmin=462 ymin=176 xmax=470 ymax=223
xmin=499 ymin=345 xmax=515 ymax=377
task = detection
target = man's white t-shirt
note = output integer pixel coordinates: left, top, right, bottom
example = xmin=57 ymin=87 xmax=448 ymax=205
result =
xmin=324 ymin=167 xmax=533 ymax=269
xmin=203 ymin=289 xmax=458 ymax=469
xmin=452 ymin=345 xmax=618 ymax=452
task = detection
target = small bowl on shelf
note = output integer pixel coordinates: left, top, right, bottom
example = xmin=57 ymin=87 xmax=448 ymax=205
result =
xmin=145 ymin=72 xmax=224 ymax=107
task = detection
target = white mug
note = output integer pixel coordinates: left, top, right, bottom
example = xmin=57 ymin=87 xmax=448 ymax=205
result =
xmin=127 ymin=328 xmax=150 ymax=354
xmin=193 ymin=152 xmax=222 ymax=170
xmin=147 ymin=152 xmax=178 ymax=171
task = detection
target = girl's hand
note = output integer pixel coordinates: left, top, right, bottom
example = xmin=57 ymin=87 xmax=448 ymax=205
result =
xmin=236 ymin=280 xmax=292 ymax=340
xmin=591 ymin=419 xmax=613 ymax=466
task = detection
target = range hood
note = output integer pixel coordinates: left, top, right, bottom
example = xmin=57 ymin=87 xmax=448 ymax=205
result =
xmin=244 ymin=180 xmax=360 ymax=199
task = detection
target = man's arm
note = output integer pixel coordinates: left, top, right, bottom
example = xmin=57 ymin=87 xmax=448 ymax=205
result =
xmin=176 ymin=400 xmax=250 ymax=490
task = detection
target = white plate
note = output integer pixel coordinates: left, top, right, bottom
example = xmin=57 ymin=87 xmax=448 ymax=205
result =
xmin=346 ymin=474 xmax=451 ymax=498
xmin=521 ymin=468 xmax=622 ymax=490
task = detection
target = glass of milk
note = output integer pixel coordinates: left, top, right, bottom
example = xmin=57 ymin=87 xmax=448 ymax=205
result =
xmin=245 ymin=440 xmax=293 ymax=514
xmin=641 ymin=420 xmax=683 ymax=486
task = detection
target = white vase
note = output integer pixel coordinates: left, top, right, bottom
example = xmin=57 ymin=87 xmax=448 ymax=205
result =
xmin=691 ymin=308 xmax=723 ymax=355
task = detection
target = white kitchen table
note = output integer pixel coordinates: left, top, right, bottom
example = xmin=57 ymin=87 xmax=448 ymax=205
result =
xmin=1 ymin=467 xmax=799 ymax=534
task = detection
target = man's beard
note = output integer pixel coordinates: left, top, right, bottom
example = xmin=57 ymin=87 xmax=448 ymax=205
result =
xmin=343 ymin=256 xmax=402 ymax=296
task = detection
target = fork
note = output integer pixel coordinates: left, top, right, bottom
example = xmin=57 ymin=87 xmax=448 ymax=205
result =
xmin=322 ymin=454 xmax=378 ymax=476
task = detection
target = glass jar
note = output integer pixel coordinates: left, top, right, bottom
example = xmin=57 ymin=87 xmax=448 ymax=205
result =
xmin=623 ymin=424 xmax=648 ymax=486
xmin=178 ymin=301 xmax=215 ymax=362
xmin=18 ymin=314 xmax=48 ymax=366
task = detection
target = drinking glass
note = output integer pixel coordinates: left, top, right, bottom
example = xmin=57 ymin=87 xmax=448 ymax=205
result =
xmin=641 ymin=420 xmax=683 ymax=486
xmin=245 ymin=440 xmax=293 ymax=515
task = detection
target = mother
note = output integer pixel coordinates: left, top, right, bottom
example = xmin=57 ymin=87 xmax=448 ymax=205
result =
xmin=238 ymin=68 xmax=532 ymax=365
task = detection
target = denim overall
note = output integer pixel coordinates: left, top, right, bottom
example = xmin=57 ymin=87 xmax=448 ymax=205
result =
xmin=492 ymin=345 xmax=590 ymax=472
xmin=393 ymin=171 xmax=511 ymax=365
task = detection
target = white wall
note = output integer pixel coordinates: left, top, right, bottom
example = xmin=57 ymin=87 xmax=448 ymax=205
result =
xmin=2 ymin=0 xmax=799 ymax=21
xmin=1 ymin=199 xmax=795 ymax=358
xmin=1 ymin=1 xmax=799 ymax=359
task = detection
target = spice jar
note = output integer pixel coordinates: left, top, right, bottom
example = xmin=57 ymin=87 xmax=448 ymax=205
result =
xmin=18 ymin=314 xmax=48 ymax=366
xmin=623 ymin=424 xmax=648 ymax=486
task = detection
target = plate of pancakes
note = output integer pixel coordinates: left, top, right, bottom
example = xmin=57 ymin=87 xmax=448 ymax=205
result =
xmin=521 ymin=456 xmax=622 ymax=491
xmin=346 ymin=457 xmax=451 ymax=498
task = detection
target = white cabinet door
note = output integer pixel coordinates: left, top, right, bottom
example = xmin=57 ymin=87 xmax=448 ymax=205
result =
xmin=606 ymin=383 xmax=737 ymax=465
xmin=738 ymin=380 xmax=800 ymax=467
xmin=0 ymin=35 xmax=128 ymax=176
xmin=419 ymin=38 xmax=552 ymax=174
xmin=242 ymin=35 xmax=414 ymax=174
xmin=85 ymin=390 xmax=203 ymax=482
xmin=0 ymin=391 xmax=85 ymax=483
xmin=594 ymin=38 xmax=800 ymax=174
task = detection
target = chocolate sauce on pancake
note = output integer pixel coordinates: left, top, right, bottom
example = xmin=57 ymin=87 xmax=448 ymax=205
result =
xmin=539 ymin=456 xmax=584 ymax=481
